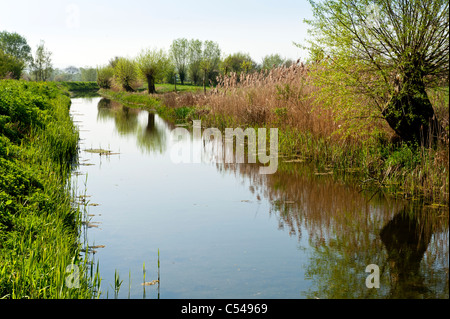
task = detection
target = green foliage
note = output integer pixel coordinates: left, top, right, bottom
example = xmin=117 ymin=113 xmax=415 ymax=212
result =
xmin=200 ymin=40 xmax=221 ymax=84
xmin=59 ymin=81 xmax=99 ymax=92
xmin=174 ymin=106 xmax=195 ymax=122
xmin=221 ymin=52 xmax=255 ymax=75
xmin=113 ymin=57 xmax=138 ymax=92
xmin=135 ymin=48 xmax=170 ymax=93
xmin=97 ymin=65 xmax=114 ymax=89
xmin=170 ymin=38 xmax=189 ymax=84
xmin=0 ymin=80 xmax=53 ymax=141
xmin=384 ymin=143 xmax=420 ymax=171
xmin=261 ymin=53 xmax=286 ymax=70
xmin=98 ymin=89 xmax=161 ymax=109
xmin=302 ymin=0 xmax=449 ymax=143
xmin=163 ymin=62 xmax=177 ymax=84
xmin=188 ymin=39 xmax=203 ymax=85
xmin=0 ymin=49 xmax=25 ymax=79
xmin=30 ymin=41 xmax=53 ymax=81
xmin=0 ymin=31 xmax=32 ymax=63
xmin=0 ymin=80 xmax=99 ymax=298
xmin=80 ymin=67 xmax=97 ymax=81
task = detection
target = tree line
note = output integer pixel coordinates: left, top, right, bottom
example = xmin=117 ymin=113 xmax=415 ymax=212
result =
xmin=0 ymin=31 xmax=97 ymax=82
xmin=95 ymin=38 xmax=297 ymax=94
xmin=1 ymin=31 xmax=294 ymax=91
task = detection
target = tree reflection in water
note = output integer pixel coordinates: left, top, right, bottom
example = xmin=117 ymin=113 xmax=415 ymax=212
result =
xmin=95 ymin=97 xmax=448 ymax=298
xmin=97 ymin=98 xmax=167 ymax=153
xmin=218 ymin=162 xmax=448 ymax=299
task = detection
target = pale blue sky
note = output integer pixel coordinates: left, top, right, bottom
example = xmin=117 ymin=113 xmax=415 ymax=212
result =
xmin=0 ymin=0 xmax=313 ymax=68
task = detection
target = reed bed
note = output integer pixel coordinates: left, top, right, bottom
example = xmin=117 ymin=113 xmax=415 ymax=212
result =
xmin=99 ymin=61 xmax=449 ymax=205
xmin=169 ymin=62 xmax=449 ymax=204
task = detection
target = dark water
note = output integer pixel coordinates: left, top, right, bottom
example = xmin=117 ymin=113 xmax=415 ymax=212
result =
xmin=70 ymin=97 xmax=449 ymax=299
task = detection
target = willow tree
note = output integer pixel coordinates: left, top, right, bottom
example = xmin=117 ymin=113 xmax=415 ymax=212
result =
xmin=200 ymin=40 xmax=221 ymax=93
xmin=304 ymin=0 xmax=449 ymax=145
xmin=136 ymin=48 xmax=169 ymax=94
xmin=188 ymin=39 xmax=203 ymax=85
xmin=170 ymin=38 xmax=189 ymax=85
xmin=113 ymin=57 xmax=137 ymax=92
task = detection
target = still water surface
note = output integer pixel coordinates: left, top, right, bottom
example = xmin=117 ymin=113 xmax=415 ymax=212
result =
xmin=70 ymin=97 xmax=448 ymax=299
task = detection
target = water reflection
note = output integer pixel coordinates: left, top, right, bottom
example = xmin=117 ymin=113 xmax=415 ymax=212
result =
xmin=380 ymin=207 xmax=444 ymax=298
xmin=219 ymin=158 xmax=449 ymax=298
xmin=74 ymin=97 xmax=448 ymax=299
xmin=97 ymin=98 xmax=166 ymax=153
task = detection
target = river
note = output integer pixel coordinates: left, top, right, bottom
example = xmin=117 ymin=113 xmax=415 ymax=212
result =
xmin=69 ymin=96 xmax=448 ymax=299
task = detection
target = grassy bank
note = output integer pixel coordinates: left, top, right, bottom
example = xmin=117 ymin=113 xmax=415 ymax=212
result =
xmin=58 ymin=81 xmax=99 ymax=92
xmin=99 ymin=68 xmax=449 ymax=206
xmin=0 ymin=80 xmax=100 ymax=298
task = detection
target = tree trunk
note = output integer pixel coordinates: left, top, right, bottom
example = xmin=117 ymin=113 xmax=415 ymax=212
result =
xmin=123 ymin=82 xmax=134 ymax=92
xmin=147 ymin=74 xmax=156 ymax=94
xmin=180 ymin=71 xmax=185 ymax=86
xmin=382 ymin=72 xmax=441 ymax=146
xmin=380 ymin=209 xmax=432 ymax=297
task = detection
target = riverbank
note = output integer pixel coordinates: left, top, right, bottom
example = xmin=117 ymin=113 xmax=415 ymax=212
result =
xmin=0 ymin=80 xmax=100 ymax=298
xmin=98 ymin=86 xmax=449 ymax=206
xmin=58 ymin=81 xmax=99 ymax=93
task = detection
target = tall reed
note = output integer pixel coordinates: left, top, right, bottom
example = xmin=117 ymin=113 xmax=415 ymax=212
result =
xmin=0 ymin=80 xmax=100 ymax=298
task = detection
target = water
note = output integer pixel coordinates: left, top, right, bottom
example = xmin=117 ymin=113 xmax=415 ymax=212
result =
xmin=70 ymin=96 xmax=449 ymax=299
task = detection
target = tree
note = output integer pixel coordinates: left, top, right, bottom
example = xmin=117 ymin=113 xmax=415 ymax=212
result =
xmin=221 ymin=52 xmax=255 ymax=75
xmin=188 ymin=39 xmax=203 ymax=85
xmin=240 ymin=59 xmax=255 ymax=74
xmin=80 ymin=67 xmax=97 ymax=81
xmin=200 ymin=40 xmax=221 ymax=93
xmin=30 ymin=41 xmax=53 ymax=81
xmin=170 ymin=38 xmax=189 ymax=85
xmin=64 ymin=66 xmax=80 ymax=79
xmin=96 ymin=65 xmax=114 ymax=89
xmin=304 ymin=0 xmax=449 ymax=145
xmin=113 ymin=57 xmax=137 ymax=92
xmin=0 ymin=31 xmax=32 ymax=63
xmin=261 ymin=54 xmax=286 ymax=70
xmin=136 ymin=48 xmax=170 ymax=94
xmin=164 ymin=61 xmax=177 ymax=85
xmin=0 ymin=49 xmax=25 ymax=79
xmin=109 ymin=56 xmax=120 ymax=68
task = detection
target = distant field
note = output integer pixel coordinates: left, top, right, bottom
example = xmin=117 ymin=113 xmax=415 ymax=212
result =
xmin=157 ymin=83 xmax=208 ymax=93
xmin=135 ymin=82 xmax=208 ymax=93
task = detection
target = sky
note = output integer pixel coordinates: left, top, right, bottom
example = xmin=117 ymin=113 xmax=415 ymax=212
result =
xmin=0 ymin=0 xmax=314 ymax=69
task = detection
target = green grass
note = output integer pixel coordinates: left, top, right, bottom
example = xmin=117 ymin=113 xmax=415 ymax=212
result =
xmin=134 ymin=82 xmax=208 ymax=94
xmin=155 ymin=83 xmax=207 ymax=93
xmin=98 ymin=89 xmax=159 ymax=108
xmin=0 ymin=80 xmax=100 ymax=298
xmin=99 ymin=89 xmax=200 ymax=124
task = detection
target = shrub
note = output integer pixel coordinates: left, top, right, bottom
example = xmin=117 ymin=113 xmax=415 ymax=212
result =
xmin=97 ymin=65 xmax=114 ymax=89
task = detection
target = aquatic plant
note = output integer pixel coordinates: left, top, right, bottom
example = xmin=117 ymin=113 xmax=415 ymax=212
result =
xmin=0 ymin=80 xmax=100 ymax=298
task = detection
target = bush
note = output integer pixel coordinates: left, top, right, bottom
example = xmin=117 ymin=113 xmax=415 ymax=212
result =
xmin=97 ymin=66 xmax=114 ymax=89
xmin=0 ymin=49 xmax=24 ymax=79
xmin=113 ymin=58 xmax=137 ymax=92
